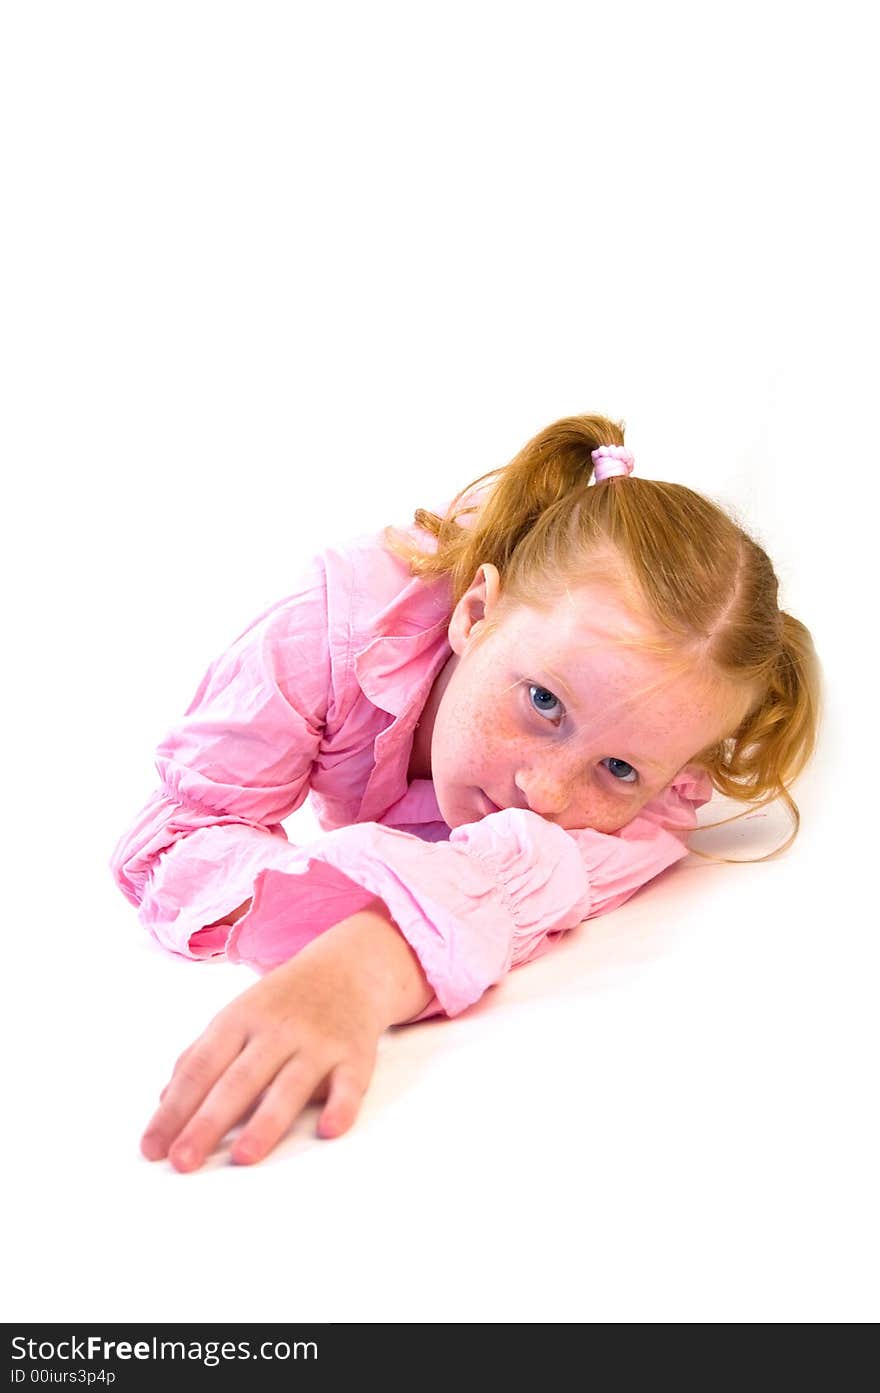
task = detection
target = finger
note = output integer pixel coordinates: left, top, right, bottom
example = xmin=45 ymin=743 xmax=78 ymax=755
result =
xmin=165 ymin=1037 xmax=290 ymax=1173
xmin=316 ymin=1063 xmax=370 ymax=1141
xmin=229 ymin=1055 xmax=326 ymax=1166
xmin=159 ymin=1045 xmax=194 ymax=1104
xmin=308 ymin=1077 xmax=331 ymax=1105
xmin=140 ymin=1021 xmax=247 ymax=1162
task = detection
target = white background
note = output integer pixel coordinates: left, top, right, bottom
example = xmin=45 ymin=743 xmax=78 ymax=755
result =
xmin=2 ymin=0 xmax=876 ymax=1323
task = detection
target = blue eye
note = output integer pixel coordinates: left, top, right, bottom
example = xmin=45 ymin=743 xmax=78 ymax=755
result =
xmin=602 ymin=757 xmax=638 ymax=784
xmin=528 ymin=684 xmax=563 ymax=719
xmin=526 ymin=684 xmax=640 ymax=786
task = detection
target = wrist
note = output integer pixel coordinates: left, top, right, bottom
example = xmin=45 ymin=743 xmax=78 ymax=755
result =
xmin=324 ymin=901 xmax=435 ymax=1030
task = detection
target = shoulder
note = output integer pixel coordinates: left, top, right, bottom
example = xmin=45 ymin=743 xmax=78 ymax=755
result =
xmin=323 ymin=507 xmax=452 ymax=646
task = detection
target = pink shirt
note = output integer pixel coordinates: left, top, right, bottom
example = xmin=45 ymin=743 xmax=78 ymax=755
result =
xmin=109 ymin=501 xmax=714 ymax=1021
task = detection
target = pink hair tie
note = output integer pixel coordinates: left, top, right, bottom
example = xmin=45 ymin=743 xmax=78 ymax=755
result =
xmin=591 ymin=444 xmax=635 ymax=482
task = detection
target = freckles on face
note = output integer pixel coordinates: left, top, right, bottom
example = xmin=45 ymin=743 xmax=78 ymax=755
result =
xmin=424 ymin=639 xmax=524 ymax=827
xmin=427 ymin=585 xmax=750 ymax=834
xmin=431 ymin=649 xmax=641 ymax=832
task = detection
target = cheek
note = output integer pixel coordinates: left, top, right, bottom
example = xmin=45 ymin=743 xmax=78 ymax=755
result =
xmin=529 ymin=755 xmax=654 ymax=833
xmin=574 ymin=782 xmax=657 ymax=834
xmin=573 ymin=799 xmax=638 ymax=835
xmin=441 ymin=684 xmax=519 ymax=757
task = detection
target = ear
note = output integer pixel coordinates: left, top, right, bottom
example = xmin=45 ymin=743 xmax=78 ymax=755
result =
xmin=448 ymin=563 xmax=502 ymax=656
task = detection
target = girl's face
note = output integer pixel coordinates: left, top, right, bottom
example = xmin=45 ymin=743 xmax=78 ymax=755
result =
xmin=419 ymin=563 xmax=757 ymax=834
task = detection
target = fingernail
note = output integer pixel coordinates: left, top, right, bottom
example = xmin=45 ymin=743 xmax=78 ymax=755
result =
xmin=172 ymin=1145 xmax=195 ymax=1169
xmin=141 ymin=1132 xmax=164 ymax=1160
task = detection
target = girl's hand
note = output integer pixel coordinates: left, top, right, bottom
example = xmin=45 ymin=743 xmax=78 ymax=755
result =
xmin=140 ymin=907 xmax=426 ymax=1172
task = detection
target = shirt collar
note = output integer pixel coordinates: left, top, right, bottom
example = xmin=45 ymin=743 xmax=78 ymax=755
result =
xmin=351 ymin=576 xmax=453 ymax=823
xmin=353 ymin=615 xmax=452 ymax=718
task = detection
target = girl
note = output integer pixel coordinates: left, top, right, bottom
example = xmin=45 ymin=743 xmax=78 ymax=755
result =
xmin=110 ymin=413 xmax=822 ymax=1173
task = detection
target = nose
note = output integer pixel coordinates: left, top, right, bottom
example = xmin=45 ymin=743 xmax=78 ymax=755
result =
xmin=513 ymin=765 xmax=574 ymax=820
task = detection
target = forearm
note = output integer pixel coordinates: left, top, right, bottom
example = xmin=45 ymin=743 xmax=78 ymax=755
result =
xmin=206 ymin=895 xmax=434 ymax=1027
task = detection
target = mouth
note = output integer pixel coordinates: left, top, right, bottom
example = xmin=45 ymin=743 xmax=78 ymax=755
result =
xmin=478 ymin=789 xmax=504 ymax=816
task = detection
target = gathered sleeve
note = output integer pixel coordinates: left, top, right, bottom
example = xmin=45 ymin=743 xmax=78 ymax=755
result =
xmin=108 ymin=553 xmax=337 ymax=959
xmin=223 ymin=767 xmax=715 ymax=1021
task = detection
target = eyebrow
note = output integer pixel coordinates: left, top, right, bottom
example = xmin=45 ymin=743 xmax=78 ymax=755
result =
xmin=539 ymin=664 xmax=670 ymax=775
